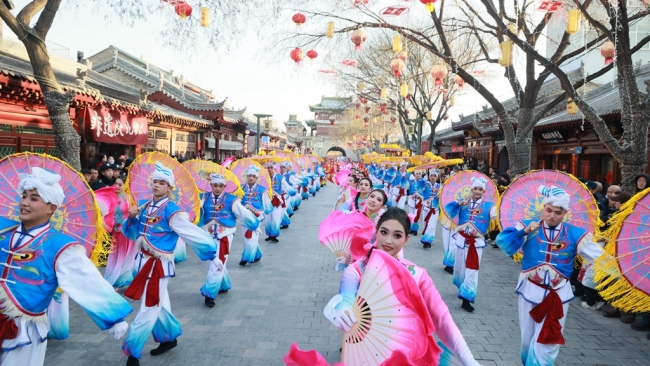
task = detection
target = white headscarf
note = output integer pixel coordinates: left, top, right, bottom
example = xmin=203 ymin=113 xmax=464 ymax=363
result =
xmin=18 ymin=167 xmax=65 ymax=206
xmin=246 ymin=165 xmax=261 ymax=177
xmin=152 ymin=162 xmax=175 ymax=187
xmin=210 ymin=173 xmax=226 ymax=185
xmin=471 ymin=177 xmax=487 ymax=190
xmin=538 ymin=185 xmax=570 ymax=211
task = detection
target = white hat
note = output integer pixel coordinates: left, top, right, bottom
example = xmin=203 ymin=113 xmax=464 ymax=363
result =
xmin=429 ymin=168 xmax=439 ymax=176
xmin=246 ymin=165 xmax=261 ymax=177
xmin=538 ymin=185 xmax=570 ymax=211
xmin=210 ymin=173 xmax=226 ymax=185
xmin=18 ymin=167 xmax=65 ymax=206
xmin=399 ymin=161 xmax=408 ymax=167
xmin=471 ymin=177 xmax=487 ymax=190
xmin=281 ymin=161 xmax=291 ymax=168
xmin=152 ymin=162 xmax=175 ymax=187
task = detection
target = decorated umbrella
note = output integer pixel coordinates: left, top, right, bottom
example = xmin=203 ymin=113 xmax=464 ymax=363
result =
xmin=182 ymin=159 xmax=243 ymax=197
xmin=250 ymin=155 xmax=285 ymax=173
xmin=594 ymin=187 xmax=650 ymax=313
xmin=126 ymin=151 xmax=201 ymax=224
xmin=499 ymin=170 xmax=600 ymax=234
xmin=229 ymin=158 xmax=273 ymax=198
xmin=341 ymin=249 xmax=440 ymax=365
xmin=298 ymin=156 xmax=314 ymax=172
xmin=94 ymin=186 xmax=119 ymax=232
xmin=0 ymin=152 xmax=109 ymax=265
xmin=406 ymin=158 xmax=464 ymax=173
xmin=439 ymin=170 xmax=498 ymax=227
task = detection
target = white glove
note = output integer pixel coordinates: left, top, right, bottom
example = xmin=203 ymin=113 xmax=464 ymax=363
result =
xmin=323 ymin=294 xmax=357 ymax=332
xmin=108 ymin=321 xmax=129 ymax=340
xmin=210 ymin=257 xmax=224 ymax=272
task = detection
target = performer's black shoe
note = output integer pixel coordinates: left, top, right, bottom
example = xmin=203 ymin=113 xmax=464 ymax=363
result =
xmin=204 ymin=296 xmax=215 ymax=307
xmin=444 ymin=266 xmax=454 ymax=274
xmin=461 ymin=300 xmax=475 ymax=312
xmin=150 ymin=339 xmax=177 ymax=356
xmin=239 ymin=261 xmax=247 ymax=266
xmin=253 ymin=258 xmax=261 ymax=262
xmin=126 ymin=357 xmax=140 ymax=366
xmin=281 ymin=225 xmax=289 ymax=229
xmin=289 ymin=214 xmax=294 ymax=217
xmin=422 ymin=243 xmax=432 ymax=249
xmin=269 ymin=237 xmax=279 ymax=243
xmin=264 ymin=237 xmax=271 ymax=241
xmin=218 ymin=289 xmax=229 ymax=294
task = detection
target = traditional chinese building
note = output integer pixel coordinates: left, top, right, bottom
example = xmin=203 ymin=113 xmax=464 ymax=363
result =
xmin=307 ymin=96 xmax=354 ymax=158
xmin=85 ymin=46 xmax=224 ymax=160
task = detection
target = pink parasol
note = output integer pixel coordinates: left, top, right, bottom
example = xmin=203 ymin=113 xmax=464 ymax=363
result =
xmin=319 ymin=211 xmax=375 ymax=262
xmin=182 ymin=159 xmax=243 ymax=197
xmin=0 ymin=152 xmax=109 ymax=265
xmin=126 ymin=152 xmax=201 ymax=224
xmin=229 ymin=158 xmax=273 ymax=198
xmin=341 ymin=249 xmax=441 ymax=365
xmin=94 ymin=186 xmax=119 ymax=232
xmin=499 ymin=170 xmax=600 ymax=233
xmin=594 ymin=187 xmax=650 ymax=313
xmin=439 ymin=170 xmax=499 ymax=226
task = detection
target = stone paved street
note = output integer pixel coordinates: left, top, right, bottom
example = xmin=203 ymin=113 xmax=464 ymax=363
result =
xmin=45 ymin=185 xmax=650 ymax=366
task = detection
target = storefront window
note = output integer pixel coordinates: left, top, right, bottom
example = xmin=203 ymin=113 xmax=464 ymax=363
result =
xmin=0 ymin=124 xmax=12 ymax=132
xmin=176 ymin=133 xmax=186 ymax=142
xmin=155 ymin=130 xmax=168 ymax=140
xmin=187 ymin=134 xmax=196 ymax=143
xmin=0 ymin=146 xmax=15 ymax=159
xmin=559 ymin=159 xmax=571 ymax=172
xmin=16 ymin=126 xmax=53 ymax=135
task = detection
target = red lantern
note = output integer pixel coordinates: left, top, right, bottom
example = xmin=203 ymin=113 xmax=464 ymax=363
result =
xmin=292 ymin=13 xmax=306 ymax=28
xmin=380 ymin=103 xmax=387 ymax=112
xmin=355 ymin=102 xmax=361 ymax=110
xmin=395 ymin=51 xmax=408 ymax=61
xmin=290 ymin=48 xmax=305 ymax=64
xmin=601 ymin=41 xmax=615 ymax=65
xmin=420 ymin=0 xmax=437 ymax=12
xmin=329 ymin=119 xmax=335 ymax=125
xmin=359 ymin=97 xmax=368 ymax=104
xmin=365 ymin=107 xmax=371 ymax=113
xmin=351 ymin=29 xmax=367 ymax=51
xmin=391 ymin=58 xmax=405 ymax=77
xmin=430 ymin=64 xmax=447 ymax=86
xmin=390 ymin=116 xmax=397 ymax=124
xmin=306 ymin=49 xmax=318 ymax=60
xmin=454 ymin=74 xmax=465 ymax=90
xmin=174 ymin=2 xmax=193 ymax=19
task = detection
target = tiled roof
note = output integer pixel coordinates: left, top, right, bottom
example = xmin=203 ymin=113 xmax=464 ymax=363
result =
xmin=309 ymin=96 xmax=352 ymax=111
xmin=433 ymin=127 xmax=464 ymax=143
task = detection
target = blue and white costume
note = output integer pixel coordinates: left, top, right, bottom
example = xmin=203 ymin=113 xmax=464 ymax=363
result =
xmin=265 ymin=166 xmax=285 ymax=239
xmin=0 ymin=168 xmax=131 ymax=366
xmin=279 ymin=163 xmax=297 ymax=228
xmin=421 ymin=170 xmax=442 ymax=249
xmin=444 ymin=177 xmax=497 ymax=304
xmin=199 ymin=173 xmax=259 ymax=301
xmin=121 ymin=163 xmax=216 ymax=360
xmin=389 ymin=163 xmax=410 ymax=209
xmin=407 ymin=171 xmax=430 ymax=234
xmin=239 ymin=166 xmax=273 ymax=264
xmin=496 ymin=185 xmax=603 ymax=366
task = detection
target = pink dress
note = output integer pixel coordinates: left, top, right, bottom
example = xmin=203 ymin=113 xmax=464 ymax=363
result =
xmin=104 ymin=193 xmax=137 ymax=288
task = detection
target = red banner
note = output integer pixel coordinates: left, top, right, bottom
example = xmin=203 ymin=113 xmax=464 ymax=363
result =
xmin=86 ymin=107 xmax=148 ymax=145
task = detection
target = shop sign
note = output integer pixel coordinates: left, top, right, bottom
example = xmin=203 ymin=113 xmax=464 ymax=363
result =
xmin=542 ymin=131 xmax=565 ymax=144
xmin=451 ymin=145 xmax=464 ymax=152
xmin=575 ymin=146 xmax=582 ymax=154
xmin=86 ymin=106 xmax=148 ymax=145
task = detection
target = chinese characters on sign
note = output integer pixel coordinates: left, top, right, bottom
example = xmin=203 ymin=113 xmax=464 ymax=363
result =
xmin=85 ymin=107 xmax=148 ymax=145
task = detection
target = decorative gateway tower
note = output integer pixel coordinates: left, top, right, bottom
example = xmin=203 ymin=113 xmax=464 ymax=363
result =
xmin=307 ymin=96 xmax=355 ymax=158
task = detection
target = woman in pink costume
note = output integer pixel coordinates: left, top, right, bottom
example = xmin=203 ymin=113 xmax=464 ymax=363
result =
xmin=323 ymin=207 xmax=481 ymax=365
xmin=104 ymin=176 xmax=137 ymax=289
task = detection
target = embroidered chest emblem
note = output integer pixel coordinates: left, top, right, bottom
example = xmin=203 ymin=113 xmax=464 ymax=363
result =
xmin=214 ymin=203 xmax=225 ymax=211
xmin=147 ymin=217 xmax=161 ymax=225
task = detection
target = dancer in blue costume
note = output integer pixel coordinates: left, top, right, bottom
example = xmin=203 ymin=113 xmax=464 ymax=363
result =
xmin=444 ymin=176 xmax=497 ymax=312
xmin=264 ymin=163 xmax=284 ymax=242
xmin=389 ymin=162 xmax=410 ymax=209
xmin=0 ymin=167 xmax=131 ymax=366
xmin=421 ymin=169 xmax=441 ymax=250
xmin=279 ymin=162 xmax=297 ymax=228
xmin=496 ymin=186 xmax=603 ymax=366
xmin=239 ymin=165 xmax=272 ymax=266
xmin=121 ymin=163 xmax=217 ymax=366
xmin=199 ymin=173 xmax=259 ymax=308
xmin=406 ymin=169 xmax=430 ymax=235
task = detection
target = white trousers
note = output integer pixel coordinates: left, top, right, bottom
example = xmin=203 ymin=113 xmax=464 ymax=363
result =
xmin=1 ymin=338 xmax=47 ymax=366
xmin=518 ymin=295 xmax=569 ymax=366
xmin=453 ymin=246 xmax=483 ymax=303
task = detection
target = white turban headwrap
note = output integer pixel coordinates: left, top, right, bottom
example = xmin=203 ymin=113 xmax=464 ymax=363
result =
xmin=210 ymin=173 xmax=226 ymax=185
xmin=471 ymin=177 xmax=487 ymax=190
xmin=281 ymin=161 xmax=291 ymax=169
xmin=152 ymin=162 xmax=175 ymax=187
xmin=18 ymin=167 xmax=65 ymax=206
xmin=246 ymin=165 xmax=261 ymax=177
xmin=538 ymin=185 xmax=570 ymax=211
xmin=429 ymin=169 xmax=439 ymax=176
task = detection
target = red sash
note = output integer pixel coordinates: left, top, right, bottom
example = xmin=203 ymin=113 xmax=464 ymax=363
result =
xmin=420 ymin=206 xmax=436 ymax=235
xmin=413 ymin=197 xmax=423 ymax=222
xmin=124 ymin=256 xmax=165 ymax=307
xmin=0 ymin=313 xmax=17 ymax=342
xmin=458 ymin=231 xmax=479 ymax=270
xmin=528 ymin=282 xmax=565 ymax=345
xmin=219 ymin=236 xmax=230 ymax=263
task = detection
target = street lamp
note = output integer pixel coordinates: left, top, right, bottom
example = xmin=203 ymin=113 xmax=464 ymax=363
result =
xmin=253 ymin=113 xmax=272 ymax=155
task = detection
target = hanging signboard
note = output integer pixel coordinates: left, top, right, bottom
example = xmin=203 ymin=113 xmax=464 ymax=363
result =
xmin=85 ymin=106 xmax=148 ymax=145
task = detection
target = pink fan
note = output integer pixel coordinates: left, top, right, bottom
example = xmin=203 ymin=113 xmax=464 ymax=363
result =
xmin=335 ymin=169 xmax=352 ymax=186
xmin=319 ymin=211 xmax=375 ymax=262
xmin=283 ymin=343 xmax=344 ymax=366
xmin=221 ymin=156 xmax=236 ymax=168
xmin=94 ymin=186 xmax=118 ymax=232
xmin=342 ymin=250 xmax=441 ymax=365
